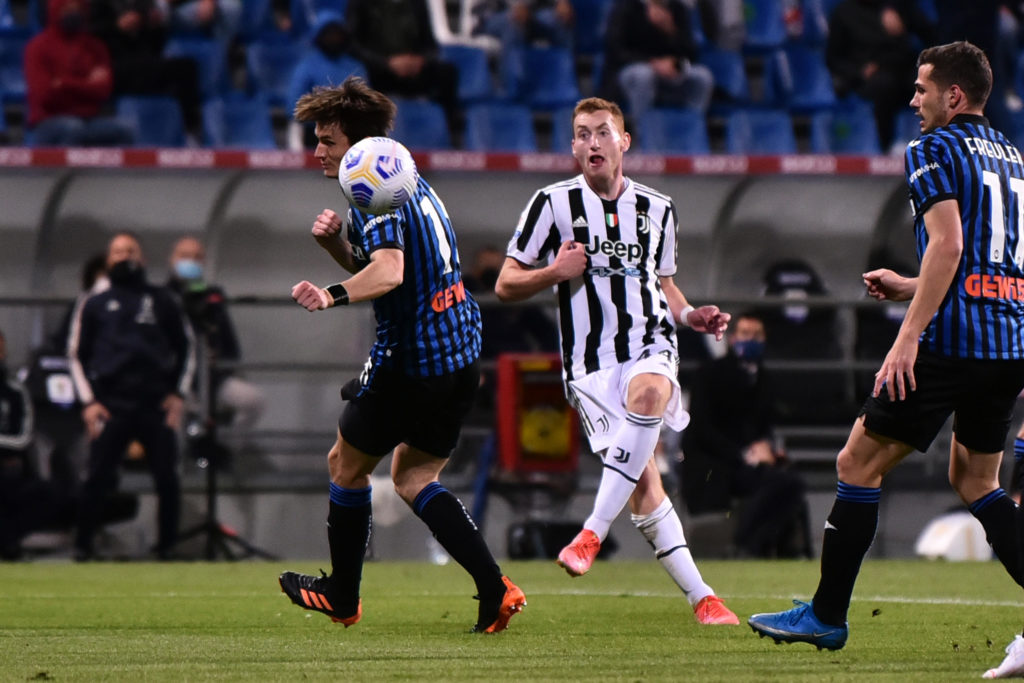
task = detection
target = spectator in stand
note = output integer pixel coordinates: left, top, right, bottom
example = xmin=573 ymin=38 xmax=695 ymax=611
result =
xmin=91 ymin=0 xmax=203 ymax=143
xmin=163 ymin=0 xmax=241 ymax=40
xmin=680 ymin=312 xmax=810 ymax=558
xmin=825 ymin=0 xmax=935 ymax=151
xmin=286 ymin=11 xmax=367 ymax=151
xmin=345 ymin=0 xmax=460 ymax=135
xmin=166 ymin=236 xmax=265 ymax=438
xmin=24 ymin=0 xmax=135 ymax=146
xmin=471 ymin=0 xmax=575 ymax=50
xmin=600 ymin=0 xmax=713 ymax=125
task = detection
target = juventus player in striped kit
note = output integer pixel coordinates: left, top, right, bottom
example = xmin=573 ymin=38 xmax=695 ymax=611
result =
xmin=749 ymin=43 xmax=1024 ymax=673
xmin=495 ymin=97 xmax=739 ymax=625
xmin=278 ymin=78 xmax=525 ymax=634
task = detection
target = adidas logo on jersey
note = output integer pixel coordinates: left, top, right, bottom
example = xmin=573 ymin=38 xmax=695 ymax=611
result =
xmin=572 ymin=216 xmax=589 ymax=229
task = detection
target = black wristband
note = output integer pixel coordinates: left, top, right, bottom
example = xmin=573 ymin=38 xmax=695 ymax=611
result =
xmin=325 ymin=282 xmax=349 ymax=306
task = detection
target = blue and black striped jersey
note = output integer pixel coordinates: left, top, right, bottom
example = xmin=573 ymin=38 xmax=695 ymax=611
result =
xmin=346 ymin=175 xmax=481 ymax=377
xmin=905 ymin=113 xmax=1024 ymax=359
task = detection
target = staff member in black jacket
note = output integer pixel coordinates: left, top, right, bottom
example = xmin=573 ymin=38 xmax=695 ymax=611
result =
xmin=68 ymin=231 xmax=195 ymax=561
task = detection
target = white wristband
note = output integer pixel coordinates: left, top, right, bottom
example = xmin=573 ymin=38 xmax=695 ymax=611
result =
xmin=678 ymin=305 xmax=695 ymax=328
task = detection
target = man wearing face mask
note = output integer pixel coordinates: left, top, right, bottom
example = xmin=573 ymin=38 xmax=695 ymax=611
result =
xmin=167 ymin=236 xmax=264 ymax=438
xmin=23 ymin=0 xmax=135 ymax=146
xmin=680 ymin=312 xmax=810 ymax=558
xmin=68 ymin=232 xmax=195 ymax=561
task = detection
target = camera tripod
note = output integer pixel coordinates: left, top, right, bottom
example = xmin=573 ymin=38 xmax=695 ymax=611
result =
xmin=174 ymin=326 xmax=276 ymax=560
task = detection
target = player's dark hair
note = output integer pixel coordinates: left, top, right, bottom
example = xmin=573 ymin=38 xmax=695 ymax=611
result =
xmin=81 ymin=252 xmax=107 ymax=291
xmin=572 ymin=97 xmax=626 ymax=136
xmin=293 ymin=76 xmax=396 ymax=142
xmin=918 ymin=41 xmax=992 ymax=108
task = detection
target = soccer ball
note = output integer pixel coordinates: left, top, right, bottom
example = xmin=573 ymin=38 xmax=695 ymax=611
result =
xmin=338 ymin=136 xmax=418 ymax=215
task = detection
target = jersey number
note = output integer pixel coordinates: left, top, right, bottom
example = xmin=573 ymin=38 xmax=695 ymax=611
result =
xmin=982 ymin=170 xmax=1024 ymax=267
xmin=420 ymin=195 xmax=453 ymax=275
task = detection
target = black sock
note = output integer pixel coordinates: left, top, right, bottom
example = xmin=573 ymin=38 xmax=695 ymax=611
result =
xmin=812 ymin=481 xmax=880 ymax=626
xmin=413 ymin=482 xmax=504 ymax=601
xmin=327 ymin=483 xmax=372 ymax=615
xmin=970 ymin=488 xmax=1023 ymax=588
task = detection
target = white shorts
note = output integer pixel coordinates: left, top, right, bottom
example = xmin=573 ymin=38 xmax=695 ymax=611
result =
xmin=566 ymin=347 xmax=689 ymax=454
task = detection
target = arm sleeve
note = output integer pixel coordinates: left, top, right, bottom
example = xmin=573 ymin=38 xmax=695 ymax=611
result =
xmin=161 ymin=292 xmax=196 ymax=397
xmin=905 ymin=134 xmax=956 ymax=217
xmin=66 ymin=294 xmax=96 ymax=405
xmin=506 ymin=189 xmax=557 ymax=266
xmin=354 ymin=210 xmax=405 ymax=254
xmin=655 ymin=200 xmax=678 ymax=277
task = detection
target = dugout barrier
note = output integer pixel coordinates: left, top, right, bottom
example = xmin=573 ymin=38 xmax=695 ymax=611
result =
xmin=0 ymin=151 xmax=994 ymax=558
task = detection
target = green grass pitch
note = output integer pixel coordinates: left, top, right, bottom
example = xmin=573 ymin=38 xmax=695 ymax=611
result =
xmin=2 ymin=558 xmax=1022 ymax=681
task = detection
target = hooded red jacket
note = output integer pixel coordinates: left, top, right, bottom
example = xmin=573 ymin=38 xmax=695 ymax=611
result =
xmin=24 ymin=0 xmax=115 ymax=126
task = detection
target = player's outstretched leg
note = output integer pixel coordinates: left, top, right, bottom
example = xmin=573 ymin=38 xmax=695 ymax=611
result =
xmin=983 ymin=635 xmax=1024 ymax=678
xmin=278 ymin=569 xmax=362 ymax=626
xmin=748 ymin=600 xmax=848 ymax=651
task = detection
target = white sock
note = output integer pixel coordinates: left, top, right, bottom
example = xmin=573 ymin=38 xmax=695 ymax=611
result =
xmin=584 ymin=412 xmax=662 ymax=540
xmin=631 ymin=497 xmax=713 ymax=607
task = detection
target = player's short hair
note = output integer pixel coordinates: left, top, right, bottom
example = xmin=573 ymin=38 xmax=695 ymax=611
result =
xmin=572 ymin=97 xmax=626 ymax=136
xmin=293 ymin=76 xmax=396 ymax=143
xmin=918 ymin=41 xmax=992 ymax=108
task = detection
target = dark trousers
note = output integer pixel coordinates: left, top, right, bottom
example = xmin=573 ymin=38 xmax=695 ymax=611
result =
xmin=74 ymin=405 xmax=180 ymax=555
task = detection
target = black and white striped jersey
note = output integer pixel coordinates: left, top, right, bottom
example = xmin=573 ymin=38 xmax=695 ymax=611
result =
xmin=506 ymin=175 xmax=679 ymax=382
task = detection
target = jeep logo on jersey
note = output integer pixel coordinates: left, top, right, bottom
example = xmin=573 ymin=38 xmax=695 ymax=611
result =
xmin=586 ymin=236 xmax=643 ymax=262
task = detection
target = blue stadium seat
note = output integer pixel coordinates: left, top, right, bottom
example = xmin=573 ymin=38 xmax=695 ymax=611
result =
xmin=441 ymin=44 xmax=494 ymax=104
xmin=116 ymin=96 xmax=186 ymax=147
xmin=638 ymin=108 xmax=710 ymax=154
xmin=809 ymin=106 xmax=880 ymax=155
xmin=502 ymin=46 xmax=580 ymax=110
xmin=164 ymin=37 xmax=229 ymax=100
xmin=724 ymin=109 xmax=796 ymax=154
xmin=892 ymin=108 xmax=922 ymax=149
xmin=245 ymin=37 xmax=304 ymax=107
xmin=571 ymin=0 xmax=613 ymax=55
xmin=776 ymin=45 xmax=836 ymax=112
xmin=700 ymin=47 xmax=750 ymax=109
xmin=549 ymin=106 xmax=576 ymax=153
xmin=742 ymin=0 xmax=786 ymax=52
xmin=0 ymin=0 xmax=41 ymax=31
xmin=799 ymin=0 xmax=829 ymax=45
xmin=202 ymin=95 xmax=277 ymax=149
xmin=0 ymin=32 xmax=27 ymax=104
xmin=391 ymin=98 xmax=451 ymax=150
xmin=464 ymin=103 xmax=537 ymax=152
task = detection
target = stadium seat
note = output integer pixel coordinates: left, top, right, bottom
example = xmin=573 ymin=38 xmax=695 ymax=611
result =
xmin=245 ymin=37 xmax=305 ymax=107
xmin=116 ymin=95 xmax=186 ymax=147
xmin=202 ymin=95 xmax=277 ymax=149
xmin=0 ymin=32 xmax=27 ymax=104
xmin=441 ymin=44 xmax=495 ymax=104
xmin=891 ymin=108 xmax=922 ymax=150
xmin=464 ymin=103 xmax=537 ymax=152
xmin=637 ymin=108 xmax=710 ymax=154
xmin=742 ymin=0 xmax=786 ymax=52
xmin=724 ymin=109 xmax=796 ymax=154
xmin=164 ymin=37 xmax=229 ymax=100
xmin=391 ymin=98 xmax=451 ymax=150
xmin=809 ymin=106 xmax=881 ymax=155
xmin=700 ymin=47 xmax=750 ymax=110
xmin=775 ymin=45 xmax=836 ymax=112
xmin=571 ymin=0 xmax=613 ymax=55
xmin=799 ymin=0 xmax=829 ymax=45
xmin=0 ymin=0 xmax=41 ymax=31
xmin=502 ymin=46 xmax=580 ymax=110
xmin=549 ymin=106 xmax=576 ymax=153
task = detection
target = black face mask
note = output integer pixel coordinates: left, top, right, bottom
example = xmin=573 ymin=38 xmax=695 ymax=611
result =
xmin=108 ymin=259 xmax=145 ymax=286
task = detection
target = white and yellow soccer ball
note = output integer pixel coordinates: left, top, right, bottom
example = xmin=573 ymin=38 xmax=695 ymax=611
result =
xmin=338 ymin=136 xmax=418 ymax=215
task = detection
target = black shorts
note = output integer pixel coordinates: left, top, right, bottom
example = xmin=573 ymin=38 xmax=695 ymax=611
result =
xmin=860 ymin=351 xmax=1024 ymax=453
xmin=338 ymin=360 xmax=480 ymax=458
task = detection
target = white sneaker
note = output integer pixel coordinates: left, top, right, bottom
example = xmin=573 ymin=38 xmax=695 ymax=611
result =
xmin=983 ymin=635 xmax=1024 ymax=678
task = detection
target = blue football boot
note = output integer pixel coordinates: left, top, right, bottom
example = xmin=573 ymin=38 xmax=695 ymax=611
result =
xmin=748 ymin=600 xmax=848 ymax=651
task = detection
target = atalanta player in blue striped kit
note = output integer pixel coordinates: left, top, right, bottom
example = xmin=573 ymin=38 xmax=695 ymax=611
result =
xmin=278 ymin=78 xmax=525 ymax=634
xmin=749 ymin=43 xmax=1024 ymax=669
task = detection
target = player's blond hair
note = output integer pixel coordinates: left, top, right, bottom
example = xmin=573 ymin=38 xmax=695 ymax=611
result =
xmin=572 ymin=97 xmax=627 ymax=136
